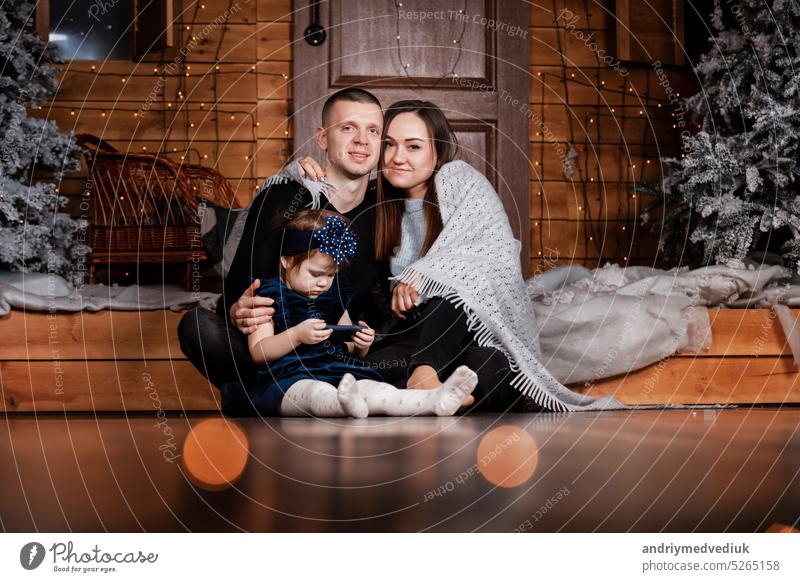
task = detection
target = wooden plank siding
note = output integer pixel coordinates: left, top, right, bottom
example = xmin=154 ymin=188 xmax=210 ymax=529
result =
xmin=1 ymin=308 xmax=797 ymax=412
xmin=44 ymin=1 xmax=694 ymax=270
xmin=47 ymin=0 xmax=293 ymax=208
xmin=528 ymin=1 xmax=693 ymax=269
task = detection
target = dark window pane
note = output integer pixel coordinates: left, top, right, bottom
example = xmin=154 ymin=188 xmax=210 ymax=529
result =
xmin=49 ymin=0 xmax=133 ymax=61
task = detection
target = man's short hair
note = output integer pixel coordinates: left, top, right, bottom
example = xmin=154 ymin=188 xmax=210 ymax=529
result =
xmin=321 ymin=88 xmax=382 ymax=127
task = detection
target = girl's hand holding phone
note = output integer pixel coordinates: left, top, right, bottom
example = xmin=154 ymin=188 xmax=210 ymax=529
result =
xmin=294 ymin=319 xmax=332 ymax=344
xmin=352 ymin=321 xmax=375 ymax=350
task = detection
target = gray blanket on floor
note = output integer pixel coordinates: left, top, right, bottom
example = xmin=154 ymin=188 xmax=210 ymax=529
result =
xmin=530 ymin=263 xmax=798 ymax=386
xmin=0 ymin=273 xmax=218 ymax=316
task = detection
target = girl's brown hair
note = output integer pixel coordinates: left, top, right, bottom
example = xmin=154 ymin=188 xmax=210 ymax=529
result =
xmin=277 ymin=209 xmax=349 ymax=275
xmin=375 ymin=100 xmax=458 ymax=260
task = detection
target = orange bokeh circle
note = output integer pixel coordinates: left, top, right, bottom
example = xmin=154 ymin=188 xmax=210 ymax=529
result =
xmin=182 ymin=419 xmax=250 ymax=491
xmin=477 ymin=425 xmax=539 ymax=488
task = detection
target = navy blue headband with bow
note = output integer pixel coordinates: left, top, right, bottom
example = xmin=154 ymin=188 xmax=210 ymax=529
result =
xmin=281 ymin=215 xmax=357 ymax=265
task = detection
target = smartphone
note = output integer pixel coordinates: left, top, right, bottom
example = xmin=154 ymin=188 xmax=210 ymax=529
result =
xmin=325 ymin=324 xmax=366 ymax=342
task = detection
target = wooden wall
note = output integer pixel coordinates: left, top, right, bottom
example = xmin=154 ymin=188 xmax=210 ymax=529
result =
xmin=48 ymin=0 xmax=691 ymax=270
xmin=528 ymin=0 xmax=692 ymax=272
xmin=50 ymin=0 xmax=292 ymax=208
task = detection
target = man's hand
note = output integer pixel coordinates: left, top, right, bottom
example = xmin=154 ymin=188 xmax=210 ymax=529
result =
xmin=391 ymin=283 xmax=419 ymax=319
xmin=230 ymin=279 xmax=276 ymax=335
xmin=292 ymin=319 xmax=333 ymax=345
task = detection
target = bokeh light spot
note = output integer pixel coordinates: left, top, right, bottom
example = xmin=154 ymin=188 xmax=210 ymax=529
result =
xmin=476 ymin=425 xmax=539 ymax=488
xmin=183 ymin=419 xmax=249 ymax=491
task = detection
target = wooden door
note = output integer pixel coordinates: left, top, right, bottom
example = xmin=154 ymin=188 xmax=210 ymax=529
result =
xmin=292 ymin=0 xmax=530 ymax=274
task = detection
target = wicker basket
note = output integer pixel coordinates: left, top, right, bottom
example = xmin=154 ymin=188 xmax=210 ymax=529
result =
xmin=77 ymin=134 xmax=240 ymax=288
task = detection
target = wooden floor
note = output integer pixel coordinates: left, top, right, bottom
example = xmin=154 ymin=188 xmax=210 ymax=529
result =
xmin=1 ymin=408 xmax=799 ymax=532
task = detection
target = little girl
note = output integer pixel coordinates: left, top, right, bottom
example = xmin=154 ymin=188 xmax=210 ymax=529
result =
xmin=245 ymin=209 xmax=478 ymax=418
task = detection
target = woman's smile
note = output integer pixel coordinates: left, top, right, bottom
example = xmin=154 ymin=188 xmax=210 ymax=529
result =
xmin=381 ymin=112 xmax=438 ymax=194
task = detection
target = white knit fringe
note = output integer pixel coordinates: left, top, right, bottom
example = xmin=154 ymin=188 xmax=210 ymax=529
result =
xmin=258 ymin=162 xmax=326 ymax=210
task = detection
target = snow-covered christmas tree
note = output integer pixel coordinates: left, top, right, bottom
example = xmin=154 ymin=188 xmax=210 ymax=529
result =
xmin=0 ymin=1 xmax=88 ymax=282
xmin=640 ymin=0 xmax=800 ymax=269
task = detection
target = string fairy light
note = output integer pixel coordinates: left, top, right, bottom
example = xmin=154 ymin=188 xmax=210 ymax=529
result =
xmin=392 ymin=0 xmax=468 ymax=87
xmin=533 ymin=0 xmax=689 ymax=267
xmin=51 ymin=3 xmax=687 ymax=271
xmin=41 ymin=1 xmax=294 ymax=197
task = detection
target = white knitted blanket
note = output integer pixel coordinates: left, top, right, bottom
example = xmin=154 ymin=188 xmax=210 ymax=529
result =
xmin=394 ymin=161 xmax=626 ymax=411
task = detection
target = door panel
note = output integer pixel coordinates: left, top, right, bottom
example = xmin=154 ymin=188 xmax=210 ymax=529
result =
xmin=293 ymin=0 xmax=530 ymax=273
xmin=331 ymin=0 xmax=491 ymax=86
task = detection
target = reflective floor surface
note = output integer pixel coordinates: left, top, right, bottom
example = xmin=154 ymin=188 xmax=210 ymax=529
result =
xmin=2 ymin=408 xmax=798 ymax=532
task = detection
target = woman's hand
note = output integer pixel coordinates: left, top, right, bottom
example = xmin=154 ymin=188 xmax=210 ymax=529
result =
xmin=292 ymin=319 xmax=332 ymax=345
xmin=391 ymin=283 xmax=419 ymax=319
xmin=352 ymin=321 xmax=375 ymax=351
xmin=297 ymin=157 xmax=326 ymax=181
xmin=230 ymin=279 xmax=275 ymax=335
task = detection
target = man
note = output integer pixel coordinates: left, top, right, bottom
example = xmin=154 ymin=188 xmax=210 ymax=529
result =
xmin=178 ymin=88 xmax=386 ymax=413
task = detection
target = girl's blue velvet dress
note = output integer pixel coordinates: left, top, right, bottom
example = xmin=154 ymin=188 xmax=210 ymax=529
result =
xmin=248 ymin=276 xmax=383 ymax=414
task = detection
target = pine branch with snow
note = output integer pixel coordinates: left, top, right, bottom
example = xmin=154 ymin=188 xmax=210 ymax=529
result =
xmin=639 ymin=0 xmax=800 ymax=270
xmin=0 ymin=1 xmax=88 ymax=283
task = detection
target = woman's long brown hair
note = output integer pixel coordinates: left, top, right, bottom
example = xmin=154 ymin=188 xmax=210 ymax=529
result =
xmin=375 ymin=100 xmax=458 ymax=260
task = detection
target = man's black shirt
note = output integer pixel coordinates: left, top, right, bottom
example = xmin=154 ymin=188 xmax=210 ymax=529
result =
xmin=218 ymin=178 xmax=388 ymax=325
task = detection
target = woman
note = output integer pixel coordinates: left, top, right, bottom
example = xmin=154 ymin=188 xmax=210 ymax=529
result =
xmin=298 ymin=100 xmax=624 ymax=412
xmin=373 ymin=100 xmax=522 ymax=409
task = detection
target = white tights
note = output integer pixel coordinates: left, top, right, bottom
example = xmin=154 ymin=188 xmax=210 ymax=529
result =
xmin=278 ymin=366 xmax=478 ymax=418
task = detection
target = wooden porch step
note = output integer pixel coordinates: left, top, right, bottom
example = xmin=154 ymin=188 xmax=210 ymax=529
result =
xmin=1 ymin=308 xmax=798 ymax=412
xmin=573 ymin=308 xmax=800 ymax=404
xmin=1 ymin=310 xmax=218 ymax=412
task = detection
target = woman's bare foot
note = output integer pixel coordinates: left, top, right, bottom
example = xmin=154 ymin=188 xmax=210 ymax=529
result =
xmin=406 ymin=365 xmax=441 ymax=390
